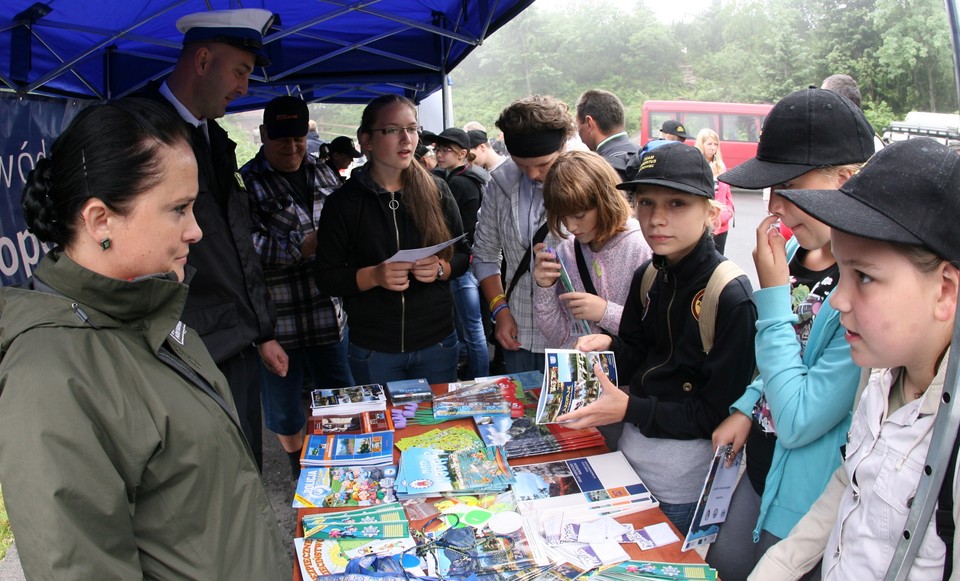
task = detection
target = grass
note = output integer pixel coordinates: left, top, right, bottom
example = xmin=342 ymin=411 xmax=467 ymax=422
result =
xmin=0 ymin=484 xmax=13 ymax=561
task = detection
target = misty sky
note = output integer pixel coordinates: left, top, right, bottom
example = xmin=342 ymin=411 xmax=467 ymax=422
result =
xmin=537 ymin=0 xmax=716 ymax=23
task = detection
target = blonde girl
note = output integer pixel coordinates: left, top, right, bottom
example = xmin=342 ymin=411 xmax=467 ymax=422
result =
xmin=560 ymin=142 xmax=758 ymax=533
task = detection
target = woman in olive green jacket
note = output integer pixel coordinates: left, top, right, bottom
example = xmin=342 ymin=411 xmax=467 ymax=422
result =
xmin=0 ymin=100 xmax=290 ymax=580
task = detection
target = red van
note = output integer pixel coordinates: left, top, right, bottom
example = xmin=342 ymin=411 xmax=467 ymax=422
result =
xmin=640 ymin=100 xmax=773 ymax=169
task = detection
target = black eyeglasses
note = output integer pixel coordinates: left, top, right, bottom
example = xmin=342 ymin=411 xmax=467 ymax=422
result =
xmin=371 ymin=126 xmax=422 ymax=137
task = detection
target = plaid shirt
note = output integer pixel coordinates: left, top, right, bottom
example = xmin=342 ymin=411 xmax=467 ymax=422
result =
xmin=241 ymin=151 xmax=345 ymax=349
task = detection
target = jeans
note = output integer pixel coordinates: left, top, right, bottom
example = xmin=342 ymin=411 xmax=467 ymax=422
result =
xmin=502 ymin=348 xmax=544 ymax=375
xmin=260 ymin=329 xmax=354 ymax=436
xmin=451 ymin=271 xmax=489 ymax=380
xmin=658 ymin=500 xmax=698 ymax=536
xmin=348 ymin=330 xmax=460 ymax=385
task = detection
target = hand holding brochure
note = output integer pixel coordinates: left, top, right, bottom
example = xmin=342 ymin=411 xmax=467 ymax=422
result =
xmin=552 ymin=250 xmax=591 ymax=336
xmin=681 ymin=444 xmax=743 ymax=551
xmin=385 ymin=233 xmax=465 ymax=263
xmin=535 ymin=349 xmax=617 ymax=425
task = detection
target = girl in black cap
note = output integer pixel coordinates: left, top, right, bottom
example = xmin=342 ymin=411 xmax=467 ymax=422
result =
xmin=708 ymin=87 xmax=875 ymax=581
xmin=558 ymin=142 xmax=758 ymax=534
xmin=751 ymin=137 xmax=960 ymax=580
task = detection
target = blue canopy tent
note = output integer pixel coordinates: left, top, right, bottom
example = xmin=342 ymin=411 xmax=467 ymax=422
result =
xmin=0 ymin=1 xmax=534 ymax=286
xmin=0 ymin=0 xmax=536 ymax=109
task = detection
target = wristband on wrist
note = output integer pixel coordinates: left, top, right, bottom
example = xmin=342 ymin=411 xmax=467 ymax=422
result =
xmin=490 ymin=302 xmax=510 ymax=322
xmin=488 ymin=293 xmax=507 ymax=311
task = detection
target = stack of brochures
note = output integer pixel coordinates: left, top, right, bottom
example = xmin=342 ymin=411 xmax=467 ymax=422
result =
xmin=294 ymin=535 xmax=416 ymax=579
xmin=293 ymin=465 xmax=399 ymax=508
xmin=300 ymin=431 xmax=394 ymax=467
xmin=310 ymin=384 xmax=388 ymax=417
xmin=589 ymin=560 xmax=719 ymax=580
xmin=301 ymin=502 xmax=410 ymax=540
xmin=511 ymin=451 xmax=659 ymax=567
xmin=474 ymin=387 xmax=605 ymax=458
xmin=535 ymin=349 xmax=617 ymax=425
xmin=307 ymin=410 xmax=394 ymax=436
xmin=431 ymin=377 xmax=523 ymax=419
xmin=395 ymin=444 xmax=515 ymax=497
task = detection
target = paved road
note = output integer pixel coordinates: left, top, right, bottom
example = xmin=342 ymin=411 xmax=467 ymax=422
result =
xmin=0 ymin=190 xmax=769 ymax=578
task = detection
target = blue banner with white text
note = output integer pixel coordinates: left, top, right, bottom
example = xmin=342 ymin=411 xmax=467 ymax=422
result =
xmin=0 ymin=94 xmax=91 ymax=286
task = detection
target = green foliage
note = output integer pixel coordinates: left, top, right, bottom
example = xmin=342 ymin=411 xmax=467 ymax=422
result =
xmin=451 ymin=0 xmax=958 ymax=128
xmin=0 ymin=485 xmax=13 ymax=561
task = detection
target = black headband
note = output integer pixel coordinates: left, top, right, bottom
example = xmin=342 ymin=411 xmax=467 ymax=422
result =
xmin=504 ymin=129 xmax=566 ymax=158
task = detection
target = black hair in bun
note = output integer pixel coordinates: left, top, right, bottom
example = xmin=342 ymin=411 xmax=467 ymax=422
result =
xmin=21 ymin=157 xmax=61 ymax=245
xmin=20 ymin=98 xmax=191 ymax=248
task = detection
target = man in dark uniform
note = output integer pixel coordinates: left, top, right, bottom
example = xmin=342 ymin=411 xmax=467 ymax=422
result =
xmin=576 ymin=89 xmax=640 ymax=181
xmin=135 ymin=8 xmax=284 ymax=468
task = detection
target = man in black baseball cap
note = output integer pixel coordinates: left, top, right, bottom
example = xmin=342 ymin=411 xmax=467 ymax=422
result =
xmin=326 ymin=136 xmax=362 ymax=183
xmin=660 ymin=119 xmax=693 ymax=142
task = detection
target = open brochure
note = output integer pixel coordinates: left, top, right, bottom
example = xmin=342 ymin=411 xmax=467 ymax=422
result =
xmin=681 ymin=444 xmax=743 ymax=552
xmin=535 ymin=349 xmax=617 ymax=424
xmin=385 ymin=233 xmax=465 ymax=263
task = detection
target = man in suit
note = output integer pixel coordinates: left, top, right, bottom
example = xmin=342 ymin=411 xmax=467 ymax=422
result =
xmin=575 ymin=89 xmax=639 ymax=181
xmin=138 ymin=8 xmax=283 ymax=468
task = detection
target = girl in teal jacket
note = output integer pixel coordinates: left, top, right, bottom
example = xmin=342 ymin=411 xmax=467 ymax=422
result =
xmin=705 ymin=87 xmax=875 ymax=580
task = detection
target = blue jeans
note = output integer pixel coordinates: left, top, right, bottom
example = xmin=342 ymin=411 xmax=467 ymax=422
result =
xmin=658 ymin=500 xmax=698 ymax=536
xmin=348 ymin=330 xmax=460 ymax=385
xmin=502 ymin=348 xmax=543 ymax=375
xmin=451 ymin=271 xmax=489 ymax=380
xmin=260 ymin=329 xmax=354 ymax=436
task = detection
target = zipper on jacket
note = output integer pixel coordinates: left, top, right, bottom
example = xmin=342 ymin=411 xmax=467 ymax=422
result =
xmin=157 ymin=346 xmax=242 ymax=430
xmin=70 ymin=303 xmax=100 ymax=329
xmin=388 ymin=191 xmax=405 ymax=352
xmin=641 ymin=273 xmax=676 ymax=387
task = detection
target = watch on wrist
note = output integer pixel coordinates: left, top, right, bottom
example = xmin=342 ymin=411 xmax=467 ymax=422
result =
xmin=437 ymin=262 xmax=445 ymax=281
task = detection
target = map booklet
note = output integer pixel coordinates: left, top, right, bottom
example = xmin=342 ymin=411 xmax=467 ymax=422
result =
xmin=535 ymin=349 xmax=617 ymax=424
xmin=682 ymin=444 xmax=743 ymax=552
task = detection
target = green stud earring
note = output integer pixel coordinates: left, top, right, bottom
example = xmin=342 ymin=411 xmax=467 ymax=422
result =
xmin=100 ymin=238 xmax=111 ymax=251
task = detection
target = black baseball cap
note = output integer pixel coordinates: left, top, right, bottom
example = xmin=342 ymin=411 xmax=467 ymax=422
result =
xmin=467 ymin=129 xmax=488 ymax=148
xmin=719 ymin=87 xmax=875 ymax=189
xmin=617 ymin=142 xmax=714 ymax=199
xmin=329 ymin=136 xmax=362 ymax=158
xmin=421 ymin=128 xmax=471 ymax=150
xmin=660 ymin=119 xmax=692 ymax=141
xmin=262 ymin=96 xmax=308 ymax=140
xmin=778 ymin=138 xmax=960 ymax=265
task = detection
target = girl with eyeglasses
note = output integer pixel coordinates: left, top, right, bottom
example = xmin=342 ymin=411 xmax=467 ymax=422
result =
xmin=314 ymin=95 xmax=471 ymax=384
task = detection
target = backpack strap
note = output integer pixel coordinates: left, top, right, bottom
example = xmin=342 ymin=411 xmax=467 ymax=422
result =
xmin=638 ymin=259 xmax=745 ymax=354
xmin=699 ymin=260 xmax=746 ymax=353
xmin=639 ymin=261 xmax=657 ymax=310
